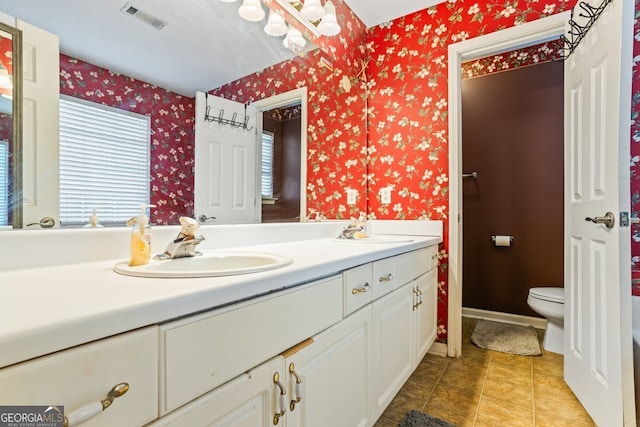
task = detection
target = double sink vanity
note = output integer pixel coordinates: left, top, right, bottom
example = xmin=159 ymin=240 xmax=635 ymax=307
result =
xmin=0 ymin=220 xmax=442 ymax=426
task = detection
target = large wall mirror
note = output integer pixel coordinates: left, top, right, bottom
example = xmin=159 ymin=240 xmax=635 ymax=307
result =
xmin=0 ymin=21 xmax=21 ymax=229
xmin=0 ymin=0 xmax=367 ymax=229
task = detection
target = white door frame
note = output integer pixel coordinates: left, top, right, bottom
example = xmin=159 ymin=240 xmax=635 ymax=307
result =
xmin=447 ymin=12 xmax=570 ymax=357
xmin=252 ymin=87 xmax=308 ymax=222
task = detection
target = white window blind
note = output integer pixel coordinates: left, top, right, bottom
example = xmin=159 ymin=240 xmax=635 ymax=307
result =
xmin=261 ymin=130 xmax=274 ymax=198
xmin=0 ymin=140 xmax=7 ymax=226
xmin=59 ymin=96 xmax=150 ymax=226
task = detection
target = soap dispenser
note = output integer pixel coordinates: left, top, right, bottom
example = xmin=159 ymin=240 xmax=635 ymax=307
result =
xmin=129 ymin=204 xmax=156 ymax=266
xmin=355 ymin=212 xmax=368 ymax=238
xmin=83 ymin=209 xmax=104 ymax=228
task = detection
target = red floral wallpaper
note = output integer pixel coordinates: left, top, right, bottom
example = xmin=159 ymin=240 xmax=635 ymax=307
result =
xmin=461 ymin=39 xmax=564 ymax=78
xmin=365 ymin=1 xmax=577 ymax=341
xmin=58 ymin=54 xmax=195 ymax=225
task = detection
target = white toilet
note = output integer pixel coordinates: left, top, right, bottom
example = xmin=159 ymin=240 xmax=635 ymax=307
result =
xmin=527 ymin=287 xmax=565 ymax=355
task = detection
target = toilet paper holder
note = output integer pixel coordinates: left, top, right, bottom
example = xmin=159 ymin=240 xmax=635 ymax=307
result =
xmin=491 ymin=235 xmax=514 ymax=244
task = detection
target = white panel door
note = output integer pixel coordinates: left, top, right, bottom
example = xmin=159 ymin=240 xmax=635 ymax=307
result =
xmin=19 ymin=19 xmax=59 ymax=227
xmin=564 ymin=0 xmax=635 ymax=425
xmin=194 ymin=92 xmax=258 ymax=224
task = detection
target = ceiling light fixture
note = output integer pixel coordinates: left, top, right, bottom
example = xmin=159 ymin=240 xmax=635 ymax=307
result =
xmin=238 ymin=0 xmax=266 ymax=21
xmin=282 ymin=25 xmax=307 ymax=53
xmin=275 ymin=0 xmax=341 ymax=37
xmin=316 ymin=0 xmax=340 ymax=36
xmin=300 ymin=0 xmax=325 ymax=21
xmin=264 ymin=9 xmax=288 ymax=37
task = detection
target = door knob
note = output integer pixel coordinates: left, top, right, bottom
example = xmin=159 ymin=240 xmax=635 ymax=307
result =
xmin=26 ymin=216 xmax=56 ymax=228
xmin=585 ymin=212 xmax=615 ymax=229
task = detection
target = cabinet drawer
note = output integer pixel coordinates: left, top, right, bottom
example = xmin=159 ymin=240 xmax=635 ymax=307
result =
xmin=372 ymin=257 xmax=395 ymax=300
xmin=160 ymin=275 xmax=342 ymax=414
xmin=149 ymin=356 xmax=284 ymax=427
xmin=0 ymin=327 xmax=158 ymax=427
xmin=343 ymin=263 xmax=373 ymax=315
xmin=395 ymin=246 xmax=438 ymax=285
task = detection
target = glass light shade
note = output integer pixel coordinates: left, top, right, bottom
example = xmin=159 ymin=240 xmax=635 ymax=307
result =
xmin=283 ymin=25 xmax=306 ymax=52
xmin=238 ymin=0 xmax=265 ymax=22
xmin=264 ymin=10 xmax=288 ymax=37
xmin=300 ymin=0 xmax=325 ymax=22
xmin=317 ymin=0 xmax=340 ymax=36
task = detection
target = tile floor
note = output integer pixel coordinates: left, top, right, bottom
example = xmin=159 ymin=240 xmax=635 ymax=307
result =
xmin=374 ymin=317 xmax=595 ymax=427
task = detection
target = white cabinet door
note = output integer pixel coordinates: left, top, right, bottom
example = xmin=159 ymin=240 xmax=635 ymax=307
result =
xmin=372 ymin=282 xmax=413 ymax=420
xmin=413 ymin=269 xmax=437 ymax=365
xmin=285 ymin=305 xmax=373 ymax=427
xmin=149 ymin=356 xmax=286 ymax=427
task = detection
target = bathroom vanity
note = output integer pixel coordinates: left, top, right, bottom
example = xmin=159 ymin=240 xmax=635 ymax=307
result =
xmin=0 ymin=221 xmax=442 ymax=426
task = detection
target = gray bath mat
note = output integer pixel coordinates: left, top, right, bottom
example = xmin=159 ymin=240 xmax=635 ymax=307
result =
xmin=399 ymin=410 xmax=457 ymax=427
xmin=471 ymin=319 xmax=541 ymax=356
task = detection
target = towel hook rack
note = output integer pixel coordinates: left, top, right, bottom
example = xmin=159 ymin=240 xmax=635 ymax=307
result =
xmin=557 ymin=0 xmax=612 ymax=61
xmin=203 ymin=93 xmax=253 ymax=131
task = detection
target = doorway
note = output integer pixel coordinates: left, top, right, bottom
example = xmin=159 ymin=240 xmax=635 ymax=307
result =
xmin=253 ymin=87 xmax=308 ymax=222
xmin=447 ymin=12 xmax=570 ymax=356
xmin=260 ymin=102 xmax=302 ymax=222
xmin=461 ymin=58 xmax=564 ymax=317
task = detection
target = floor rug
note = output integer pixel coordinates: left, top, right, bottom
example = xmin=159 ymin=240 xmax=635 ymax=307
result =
xmin=398 ymin=410 xmax=457 ymax=427
xmin=471 ymin=319 xmax=541 ymax=356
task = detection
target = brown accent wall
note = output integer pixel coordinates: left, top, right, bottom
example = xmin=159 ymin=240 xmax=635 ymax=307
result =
xmin=461 ymin=62 xmax=564 ymax=317
xmin=262 ymin=115 xmax=301 ymax=222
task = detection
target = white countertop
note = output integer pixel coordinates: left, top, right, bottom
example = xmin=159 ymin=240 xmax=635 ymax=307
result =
xmin=0 ymin=221 xmax=441 ymax=369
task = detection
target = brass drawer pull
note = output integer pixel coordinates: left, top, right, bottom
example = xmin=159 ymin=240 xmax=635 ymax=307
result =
xmin=289 ymin=363 xmax=303 ymax=411
xmin=351 ymin=282 xmax=371 ymax=294
xmin=64 ymin=383 xmax=129 ymax=427
xmin=379 ymin=274 xmax=393 ymax=283
xmin=273 ymin=372 xmax=287 ymax=425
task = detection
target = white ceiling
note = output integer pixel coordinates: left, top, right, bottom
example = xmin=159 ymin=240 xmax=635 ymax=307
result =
xmin=344 ymin=0 xmax=445 ymax=28
xmin=0 ymin=0 xmax=439 ymax=97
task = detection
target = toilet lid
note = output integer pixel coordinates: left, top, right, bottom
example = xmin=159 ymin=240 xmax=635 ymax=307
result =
xmin=529 ymin=287 xmax=564 ymax=303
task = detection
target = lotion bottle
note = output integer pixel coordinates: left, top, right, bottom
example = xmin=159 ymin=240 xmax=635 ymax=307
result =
xmin=129 ymin=204 xmax=155 ymax=266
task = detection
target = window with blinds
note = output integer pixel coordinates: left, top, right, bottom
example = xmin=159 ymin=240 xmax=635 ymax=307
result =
xmin=0 ymin=140 xmax=7 ymax=226
xmin=59 ymin=96 xmax=150 ymax=226
xmin=261 ymin=130 xmax=274 ymax=198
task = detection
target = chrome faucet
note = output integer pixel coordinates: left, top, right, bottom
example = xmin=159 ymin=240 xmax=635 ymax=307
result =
xmin=154 ymin=217 xmax=205 ymax=260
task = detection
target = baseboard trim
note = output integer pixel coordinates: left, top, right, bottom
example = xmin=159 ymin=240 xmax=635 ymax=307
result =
xmin=427 ymin=341 xmax=448 ymax=357
xmin=462 ymin=307 xmax=547 ymax=330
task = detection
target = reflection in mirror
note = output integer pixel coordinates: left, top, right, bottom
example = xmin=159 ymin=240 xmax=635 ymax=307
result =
xmin=0 ymin=22 xmax=21 ymax=229
xmin=261 ymin=102 xmax=302 ymax=223
xmin=0 ymin=0 xmax=367 ymax=229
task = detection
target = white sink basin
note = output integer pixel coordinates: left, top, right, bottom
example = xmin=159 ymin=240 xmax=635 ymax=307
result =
xmin=114 ymin=251 xmax=294 ymax=278
xmin=335 ymin=234 xmax=414 ymax=244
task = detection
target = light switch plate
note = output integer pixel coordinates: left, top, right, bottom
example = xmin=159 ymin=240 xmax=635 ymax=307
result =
xmin=347 ymin=189 xmax=357 ymax=205
xmin=380 ymin=187 xmax=391 ymax=204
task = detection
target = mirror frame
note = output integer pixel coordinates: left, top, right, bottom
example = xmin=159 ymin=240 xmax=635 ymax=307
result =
xmin=0 ymin=21 xmax=22 ymax=228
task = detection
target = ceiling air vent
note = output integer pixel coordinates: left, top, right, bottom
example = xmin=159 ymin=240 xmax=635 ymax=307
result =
xmin=120 ymin=3 xmax=168 ymax=30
